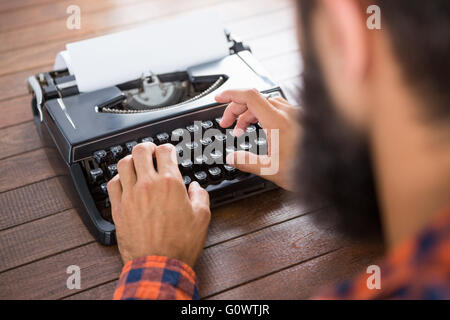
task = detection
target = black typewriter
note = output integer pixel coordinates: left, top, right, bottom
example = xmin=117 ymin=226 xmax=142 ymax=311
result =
xmin=27 ymin=33 xmax=283 ymax=245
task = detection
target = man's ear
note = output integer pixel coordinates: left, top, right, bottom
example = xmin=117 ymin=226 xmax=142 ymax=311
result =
xmin=313 ymin=0 xmax=371 ymax=128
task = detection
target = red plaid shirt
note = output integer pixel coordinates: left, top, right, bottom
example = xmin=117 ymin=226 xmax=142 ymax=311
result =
xmin=114 ymin=205 xmax=450 ymax=300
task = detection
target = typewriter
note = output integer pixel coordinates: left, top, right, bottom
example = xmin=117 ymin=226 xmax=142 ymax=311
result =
xmin=27 ymin=32 xmax=284 ymax=245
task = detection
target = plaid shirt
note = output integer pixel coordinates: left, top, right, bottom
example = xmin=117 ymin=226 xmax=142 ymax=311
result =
xmin=113 ymin=205 xmax=450 ymax=300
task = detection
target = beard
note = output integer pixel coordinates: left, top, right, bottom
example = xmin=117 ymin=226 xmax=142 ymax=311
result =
xmin=295 ymin=45 xmax=382 ymax=239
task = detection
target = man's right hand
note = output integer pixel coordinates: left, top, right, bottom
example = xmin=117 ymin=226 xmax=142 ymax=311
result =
xmin=215 ymin=89 xmax=302 ymax=191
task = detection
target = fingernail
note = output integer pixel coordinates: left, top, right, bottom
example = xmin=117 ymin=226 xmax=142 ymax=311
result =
xmin=191 ymin=180 xmax=199 ymax=187
xmin=160 ymin=143 xmax=174 ymax=151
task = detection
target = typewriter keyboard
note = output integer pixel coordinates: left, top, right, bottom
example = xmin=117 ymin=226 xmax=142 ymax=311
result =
xmin=80 ymin=117 xmax=268 ymax=221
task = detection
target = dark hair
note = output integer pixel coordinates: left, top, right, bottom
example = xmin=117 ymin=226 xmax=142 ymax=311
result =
xmin=298 ymin=0 xmax=450 ymax=120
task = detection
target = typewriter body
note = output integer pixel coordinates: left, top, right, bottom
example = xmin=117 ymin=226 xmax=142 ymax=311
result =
xmin=28 ymin=34 xmax=283 ymax=245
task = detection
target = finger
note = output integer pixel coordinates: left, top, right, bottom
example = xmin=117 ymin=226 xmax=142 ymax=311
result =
xmin=155 ymin=144 xmax=181 ymax=178
xmin=220 ymin=101 xmax=247 ymax=128
xmin=132 ymin=142 xmax=157 ymax=180
xmin=188 ymin=181 xmax=210 ymax=209
xmin=226 ymin=151 xmax=271 ymax=177
xmin=234 ymin=110 xmax=258 ymax=136
xmin=107 ymin=174 xmax=122 ymax=207
xmin=215 ymin=89 xmax=278 ymax=127
xmin=273 ymin=96 xmax=290 ymax=105
xmin=117 ymin=155 xmax=137 ymax=189
xmin=268 ymin=97 xmax=293 ymax=111
xmin=269 ymin=98 xmax=301 ymax=120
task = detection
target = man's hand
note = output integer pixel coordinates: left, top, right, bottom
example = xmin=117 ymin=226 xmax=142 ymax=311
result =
xmin=215 ymin=89 xmax=302 ymax=191
xmin=107 ymin=142 xmax=211 ymax=268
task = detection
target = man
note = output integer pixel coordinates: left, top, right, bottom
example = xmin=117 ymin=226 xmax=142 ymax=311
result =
xmin=110 ymin=0 xmax=450 ymax=299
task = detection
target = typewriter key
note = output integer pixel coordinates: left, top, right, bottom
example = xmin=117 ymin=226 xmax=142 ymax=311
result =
xmin=180 ymin=159 xmax=193 ymax=172
xmin=183 ymin=176 xmax=192 ymax=186
xmin=200 ymin=137 xmax=213 ymax=147
xmin=171 ymin=128 xmax=185 ymax=140
xmin=201 ymin=120 xmax=214 ymax=130
xmin=246 ymin=125 xmax=257 ymax=133
xmin=186 ymin=124 xmax=200 ymax=134
xmin=110 ymin=145 xmax=124 ymax=160
xmin=194 ymin=154 xmax=208 ymax=166
xmin=194 ymin=171 xmax=208 ymax=186
xmin=239 ymin=142 xmax=252 ymax=151
xmin=89 ymin=168 xmax=104 ymax=184
xmin=93 ymin=150 xmax=107 ymax=164
xmin=223 ymin=164 xmax=237 ymax=177
xmin=185 ymin=141 xmax=198 ymax=149
xmin=255 ymin=137 xmax=267 ymax=146
xmin=156 ymin=132 xmax=170 ymax=144
xmin=125 ymin=141 xmax=138 ymax=153
xmin=210 ymin=149 xmax=223 ymax=160
xmin=215 ymin=133 xmax=227 ymax=142
xmin=107 ymin=164 xmax=118 ymax=178
xmin=141 ymin=137 xmax=154 ymax=143
xmin=175 ymin=144 xmax=184 ymax=158
xmin=100 ymin=182 xmax=108 ymax=195
xmin=225 ymin=146 xmax=237 ymax=154
xmin=208 ymin=166 xmax=222 ymax=180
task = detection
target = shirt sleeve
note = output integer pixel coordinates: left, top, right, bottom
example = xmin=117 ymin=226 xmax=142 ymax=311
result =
xmin=113 ymin=255 xmax=199 ymax=300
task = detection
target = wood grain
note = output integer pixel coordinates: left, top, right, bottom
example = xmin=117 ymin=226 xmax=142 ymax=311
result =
xmin=0 ymin=4 xmax=294 ymax=79
xmin=0 ymin=177 xmax=72 ymax=231
xmin=0 ymin=0 xmax=145 ymax=33
xmin=0 ymin=0 xmax=55 ymax=14
xmin=0 ymin=209 xmax=94 ymax=273
xmin=0 ymin=148 xmax=65 ymax=193
xmin=0 ymin=96 xmax=34 ymax=129
xmin=0 ymin=0 xmax=289 ymax=56
xmin=208 ymin=243 xmax=385 ymax=299
xmin=0 ymin=208 xmax=351 ymax=299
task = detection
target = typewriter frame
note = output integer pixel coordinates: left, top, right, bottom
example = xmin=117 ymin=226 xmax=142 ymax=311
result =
xmin=28 ymin=35 xmax=283 ymax=245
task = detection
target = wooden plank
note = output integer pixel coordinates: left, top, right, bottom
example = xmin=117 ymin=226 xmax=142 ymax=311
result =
xmin=0 ymin=96 xmax=34 ymax=129
xmin=0 ymin=0 xmax=289 ymax=56
xmin=264 ymin=51 xmax=303 ymax=82
xmin=248 ymin=28 xmax=298 ymax=60
xmin=0 ymin=0 xmax=144 ymax=33
xmin=0 ymin=0 xmax=293 ymax=77
xmin=227 ymin=7 xmax=296 ymax=40
xmin=208 ymin=242 xmax=385 ymax=299
xmin=0 ymin=65 xmax=52 ymax=102
xmin=0 ymin=121 xmax=43 ymax=160
xmin=0 ymin=207 xmax=346 ymax=299
xmin=0 ymin=6 xmax=297 ymax=101
xmin=196 ymin=209 xmax=349 ymax=297
xmin=64 ymin=280 xmax=118 ymax=300
xmin=67 ymin=241 xmax=384 ymax=300
xmin=0 ymin=186 xmax=314 ymax=273
xmin=0 ymin=148 xmax=65 ymax=193
xmin=0 ymin=242 xmax=123 ymax=300
xmin=0 ymin=209 xmax=94 ymax=272
xmin=0 ymin=176 xmax=72 ymax=231
xmin=0 ymin=0 xmax=54 ymax=14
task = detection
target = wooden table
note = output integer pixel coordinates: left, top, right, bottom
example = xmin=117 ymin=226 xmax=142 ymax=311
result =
xmin=0 ymin=0 xmax=384 ymax=299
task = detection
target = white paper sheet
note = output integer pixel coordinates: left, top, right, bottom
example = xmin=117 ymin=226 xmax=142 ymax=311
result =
xmin=62 ymin=11 xmax=229 ymax=92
